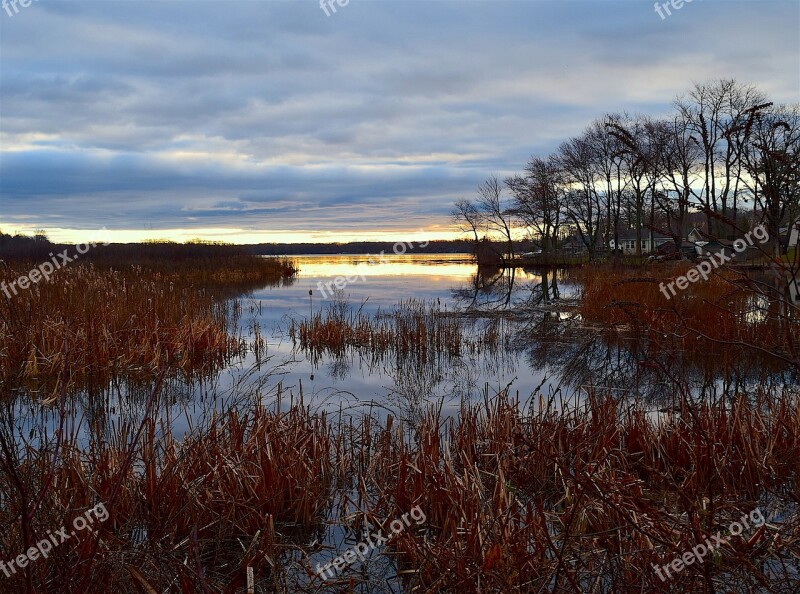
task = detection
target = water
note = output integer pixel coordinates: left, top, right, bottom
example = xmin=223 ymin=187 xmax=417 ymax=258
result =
xmin=16 ymin=254 xmax=799 ymax=443
xmin=7 ymin=254 xmax=800 ymax=592
xmin=226 ymin=254 xmax=580 ymax=420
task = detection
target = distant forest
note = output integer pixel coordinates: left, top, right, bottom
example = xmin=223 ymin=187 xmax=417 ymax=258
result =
xmin=249 ymin=239 xmax=485 ymax=255
xmin=0 ymin=233 xmax=514 ymax=259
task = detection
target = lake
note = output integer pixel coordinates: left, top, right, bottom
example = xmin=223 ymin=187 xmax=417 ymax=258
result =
xmin=16 ymin=253 xmax=799 ymax=444
xmin=5 ymin=252 xmax=800 ymax=593
xmin=220 ymin=253 xmax=581 ymax=420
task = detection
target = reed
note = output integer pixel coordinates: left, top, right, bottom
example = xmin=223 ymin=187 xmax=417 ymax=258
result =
xmin=3 ymin=253 xmax=799 ymax=592
xmin=1 ymin=386 xmax=798 ymax=592
xmin=0 ymin=394 xmax=343 ymax=592
xmin=291 ymin=299 xmax=502 ymax=362
xmin=366 ymin=388 xmax=800 ymax=592
xmin=578 ymin=263 xmax=800 ymax=371
xmin=0 ymin=256 xmax=296 ymax=398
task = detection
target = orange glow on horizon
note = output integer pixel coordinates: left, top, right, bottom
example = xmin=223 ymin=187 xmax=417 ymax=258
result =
xmin=293 ymin=254 xmax=477 ymax=279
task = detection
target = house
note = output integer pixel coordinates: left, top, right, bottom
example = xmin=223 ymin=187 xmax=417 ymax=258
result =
xmin=609 ymin=230 xmax=672 ymax=254
xmin=687 ymin=227 xmax=706 ymax=244
xmin=788 ymin=218 xmax=800 ymax=248
xmin=653 ymin=241 xmax=698 ymax=259
xmin=561 ymin=234 xmax=591 ymax=254
xmin=695 ymin=239 xmax=738 ymax=260
xmin=696 ymin=238 xmax=766 ymax=262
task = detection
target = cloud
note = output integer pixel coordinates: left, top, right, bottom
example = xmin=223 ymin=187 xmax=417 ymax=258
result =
xmin=1 ymin=0 xmax=797 ymax=241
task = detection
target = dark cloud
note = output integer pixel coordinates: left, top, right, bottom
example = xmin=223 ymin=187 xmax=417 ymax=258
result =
xmin=1 ymin=0 xmax=798 ymax=238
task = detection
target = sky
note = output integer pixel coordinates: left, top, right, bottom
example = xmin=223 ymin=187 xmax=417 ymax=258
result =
xmin=1 ymin=0 xmax=798 ymax=244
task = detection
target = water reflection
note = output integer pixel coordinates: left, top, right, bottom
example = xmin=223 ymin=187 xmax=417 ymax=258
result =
xmin=4 ymin=252 xmax=800 ymax=592
xmin=9 ymin=254 xmax=800 ymax=429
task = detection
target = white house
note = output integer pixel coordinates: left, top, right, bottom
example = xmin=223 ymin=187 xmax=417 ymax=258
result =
xmin=609 ymin=230 xmax=672 ymax=254
xmin=687 ymin=227 xmax=706 ymax=244
xmin=788 ymin=218 xmax=800 ymax=248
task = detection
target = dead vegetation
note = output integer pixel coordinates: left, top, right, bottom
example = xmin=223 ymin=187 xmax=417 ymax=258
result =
xmin=578 ymin=263 xmax=800 ymax=373
xmin=2 ymin=257 xmax=799 ymax=592
xmin=367 ymin=388 xmax=800 ymax=592
xmin=0 ymin=386 xmax=797 ymax=592
xmin=290 ymin=299 xmax=505 ymax=363
xmin=0 ymin=255 xmax=296 ymax=399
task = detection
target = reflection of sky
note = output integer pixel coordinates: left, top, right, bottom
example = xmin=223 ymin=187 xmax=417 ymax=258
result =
xmin=15 ymin=257 xmax=796 ymax=454
xmin=16 ymin=256 xmax=566 ymax=451
xmin=253 ymin=254 xmax=481 ymax=328
xmin=290 ymin=253 xmax=477 ymax=280
xmin=245 ymin=255 xmax=553 ymax=409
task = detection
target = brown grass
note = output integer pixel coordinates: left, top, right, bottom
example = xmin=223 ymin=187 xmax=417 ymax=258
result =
xmin=578 ymin=263 xmax=800 ymax=372
xmin=291 ymin=299 xmax=504 ymax=362
xmin=1 ymin=387 xmax=798 ymax=592
xmin=2 ymin=256 xmax=799 ymax=592
xmin=0 ymin=256 xmax=296 ymax=399
xmin=367 ymin=388 xmax=800 ymax=592
xmin=0 ymin=393 xmax=342 ymax=592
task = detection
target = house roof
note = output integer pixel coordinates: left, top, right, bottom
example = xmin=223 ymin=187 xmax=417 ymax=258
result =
xmin=563 ymin=234 xmax=590 ymax=245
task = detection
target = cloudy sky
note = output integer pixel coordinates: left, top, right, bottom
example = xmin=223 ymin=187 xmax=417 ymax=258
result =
xmin=1 ymin=0 xmax=798 ymax=243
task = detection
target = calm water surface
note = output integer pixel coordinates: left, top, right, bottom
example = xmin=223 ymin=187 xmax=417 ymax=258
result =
xmin=23 ymin=254 xmax=793 ymax=442
xmin=18 ymin=254 xmax=581 ymax=445
xmin=226 ymin=254 xmax=578 ymax=418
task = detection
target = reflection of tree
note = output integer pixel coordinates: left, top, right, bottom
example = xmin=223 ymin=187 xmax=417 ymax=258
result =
xmin=383 ymin=345 xmax=523 ymax=423
xmin=451 ymin=265 xmax=516 ymax=310
xmin=512 ymin=299 xmax=800 ymax=406
xmin=452 ymin=265 xmax=568 ymax=317
xmin=383 ymin=353 xmax=446 ymax=422
xmin=518 ymin=268 xmax=561 ymax=306
xmin=448 ymin=264 xmax=800 ymax=405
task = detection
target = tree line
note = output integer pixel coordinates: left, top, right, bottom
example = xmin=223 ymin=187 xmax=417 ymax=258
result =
xmin=453 ymin=79 xmax=800 ymax=262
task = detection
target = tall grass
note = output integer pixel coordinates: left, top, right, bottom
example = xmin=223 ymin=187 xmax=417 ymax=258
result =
xmin=0 ymin=256 xmax=296 ymax=399
xmin=2 ymin=255 xmax=799 ymax=592
xmin=291 ymin=299 xmax=504 ymax=362
xmin=0 ymin=393 xmax=343 ymax=592
xmin=1 ymin=387 xmax=798 ymax=592
xmin=579 ymin=263 xmax=800 ymax=373
xmin=367 ymin=388 xmax=800 ymax=592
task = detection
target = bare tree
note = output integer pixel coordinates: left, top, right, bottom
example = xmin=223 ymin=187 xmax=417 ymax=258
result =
xmin=557 ymin=135 xmax=604 ymax=259
xmin=606 ymin=115 xmax=652 ymax=255
xmin=588 ymin=115 xmax=629 ymax=257
xmin=651 ymin=115 xmax=703 ymax=253
xmin=676 ymin=79 xmax=767 ymax=237
xmin=451 ymin=198 xmax=484 ymax=245
xmin=451 ymin=80 xmax=797 ymax=266
xmin=506 ymin=155 xmax=563 ymax=256
xmin=476 ymin=176 xmax=516 ymax=264
xmin=740 ymin=103 xmax=800 ymax=256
